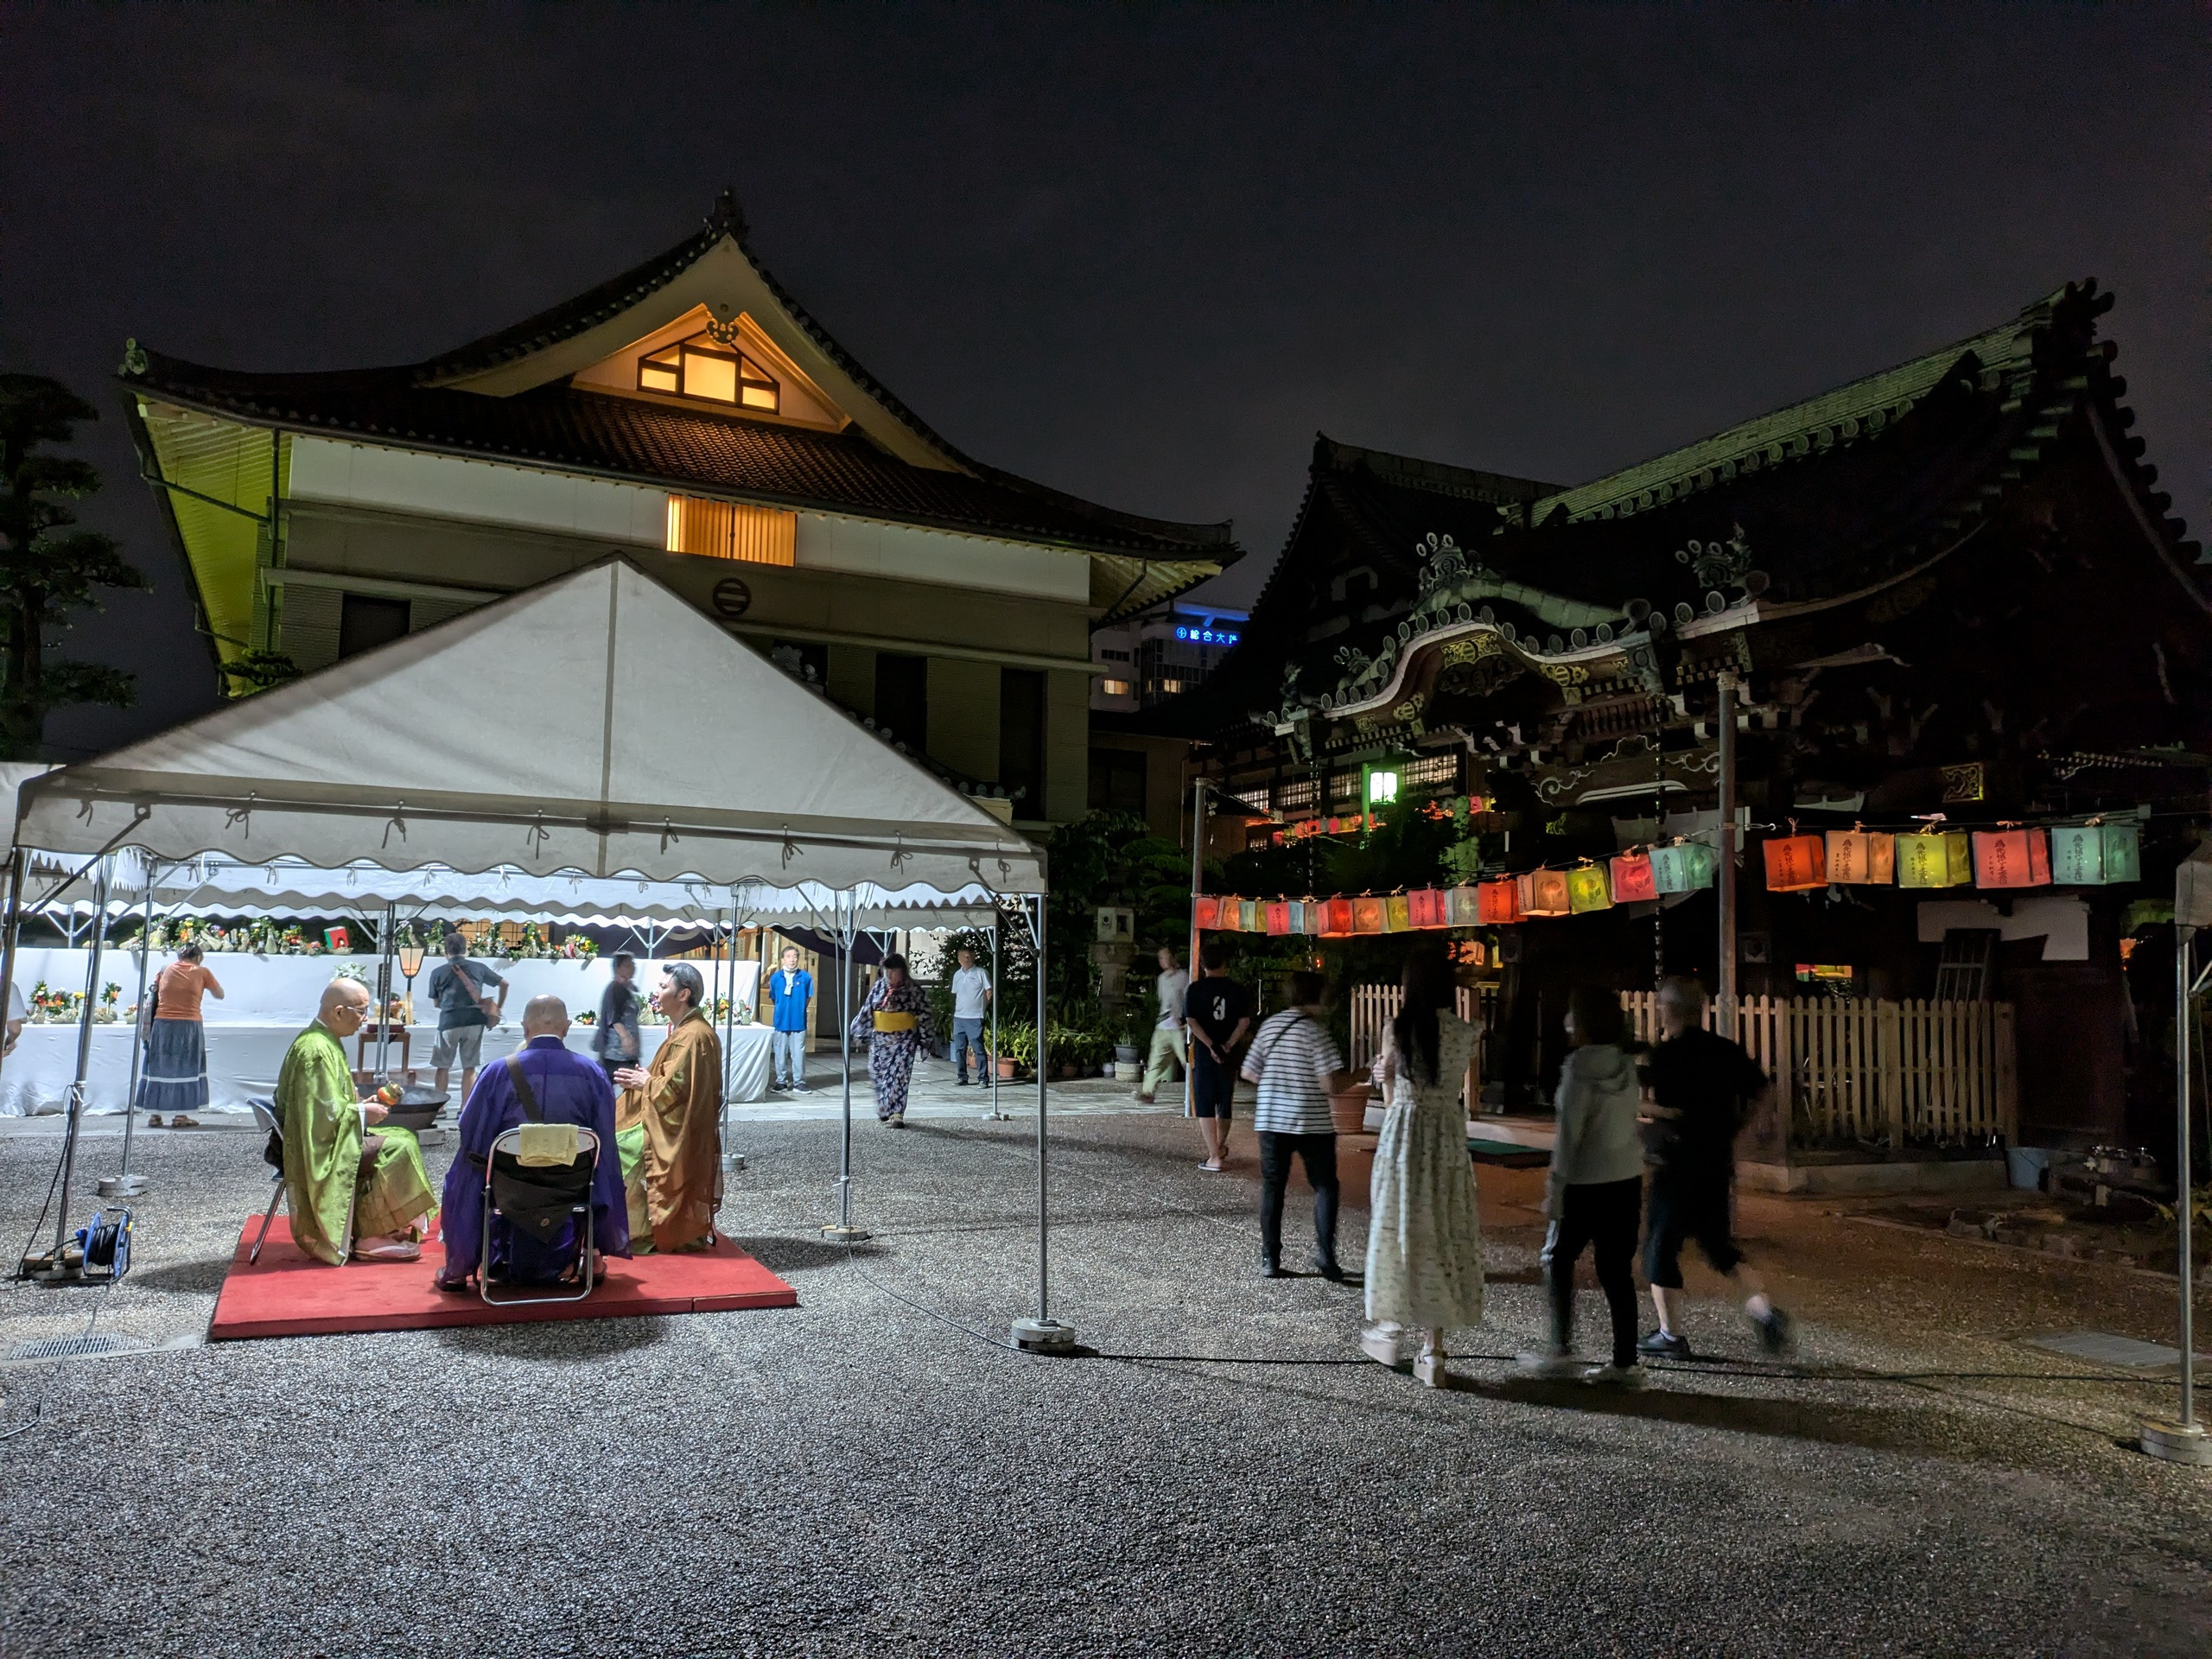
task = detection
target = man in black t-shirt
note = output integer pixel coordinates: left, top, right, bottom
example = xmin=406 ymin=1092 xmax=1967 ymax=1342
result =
xmin=1185 ymin=940 xmax=1254 ymax=1173
xmin=1637 ymin=976 xmax=1792 ymax=1359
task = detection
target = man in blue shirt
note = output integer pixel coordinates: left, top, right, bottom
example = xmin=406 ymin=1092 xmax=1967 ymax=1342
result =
xmin=435 ymin=994 xmax=628 ymax=1289
xmin=766 ymin=945 xmax=813 ymax=1092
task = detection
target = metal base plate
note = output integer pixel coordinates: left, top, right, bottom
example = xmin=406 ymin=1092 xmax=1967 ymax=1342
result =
xmin=98 ymin=1173 xmax=150 ymax=1199
xmin=1012 ymin=1318 xmax=1077 ymax=1353
xmin=820 ymin=1224 xmax=870 ymax=1243
xmin=721 ymin=1152 xmax=747 ymax=1173
xmin=2139 ymin=1421 xmax=2212 ymax=1465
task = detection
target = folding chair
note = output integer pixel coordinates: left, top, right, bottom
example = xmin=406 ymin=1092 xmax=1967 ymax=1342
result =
xmin=480 ymin=1125 xmax=601 ymax=1306
xmin=249 ymin=1097 xmax=356 ymax=1267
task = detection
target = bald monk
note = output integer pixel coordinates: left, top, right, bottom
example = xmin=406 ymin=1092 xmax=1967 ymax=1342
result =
xmin=435 ymin=995 xmax=628 ymax=1290
xmin=611 ymin=963 xmax=723 ymax=1253
xmin=274 ymin=977 xmax=436 ymax=1263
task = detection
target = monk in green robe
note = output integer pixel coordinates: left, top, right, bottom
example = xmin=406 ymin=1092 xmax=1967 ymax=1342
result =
xmin=276 ymin=977 xmax=436 ymax=1264
xmin=612 ymin=963 xmax=723 ymax=1253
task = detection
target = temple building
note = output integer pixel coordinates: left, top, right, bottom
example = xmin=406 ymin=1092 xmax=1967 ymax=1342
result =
xmin=1152 ymin=280 xmax=2204 ymax=1154
xmin=118 ymin=192 xmax=1237 ymax=830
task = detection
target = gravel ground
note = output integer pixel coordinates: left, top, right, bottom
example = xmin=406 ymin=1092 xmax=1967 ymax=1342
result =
xmin=2 ymin=1109 xmax=2209 ymax=1657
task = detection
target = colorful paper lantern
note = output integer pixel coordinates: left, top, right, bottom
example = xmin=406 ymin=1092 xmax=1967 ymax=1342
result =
xmin=2051 ymin=821 xmax=2142 ymax=886
xmin=1408 ymin=888 xmax=1450 ymax=929
xmin=1319 ymin=898 xmax=1355 ymax=936
xmin=1352 ymin=896 xmax=1386 ymax=934
xmin=1477 ymin=878 xmax=1522 ymax=925
xmin=1649 ymin=841 xmax=1716 ymax=893
xmin=1238 ymin=899 xmax=1263 ymax=931
xmin=1763 ymin=834 xmax=1827 ymax=893
xmin=1448 ymin=885 xmax=1483 ymax=926
xmin=1384 ymin=893 xmax=1413 ymax=932
xmin=1520 ymin=868 xmax=1572 ymax=918
xmin=1971 ymin=826 xmax=2050 ymax=889
xmin=1608 ymin=851 xmax=1657 ymax=904
xmin=1192 ymin=896 xmax=1221 ymax=931
xmin=1566 ymin=863 xmax=1612 ymax=912
xmin=1897 ymin=830 xmax=1972 ymax=888
xmin=1263 ymin=900 xmax=1290 ymax=936
xmin=1824 ymin=828 xmax=1895 ymax=886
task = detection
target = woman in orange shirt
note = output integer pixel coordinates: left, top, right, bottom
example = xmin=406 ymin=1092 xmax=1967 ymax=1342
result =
xmin=139 ymin=943 xmax=223 ymax=1123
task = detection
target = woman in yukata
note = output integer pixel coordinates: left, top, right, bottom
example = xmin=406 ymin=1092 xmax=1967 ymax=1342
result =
xmin=853 ymin=953 xmax=930 ymax=1127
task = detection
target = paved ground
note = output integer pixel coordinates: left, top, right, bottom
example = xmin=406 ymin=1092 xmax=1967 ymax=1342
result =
xmin=2 ymin=1105 xmax=2209 ymax=1656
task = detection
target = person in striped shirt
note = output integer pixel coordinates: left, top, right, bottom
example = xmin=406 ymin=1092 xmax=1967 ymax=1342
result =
xmin=1242 ymin=970 xmax=1355 ymax=1281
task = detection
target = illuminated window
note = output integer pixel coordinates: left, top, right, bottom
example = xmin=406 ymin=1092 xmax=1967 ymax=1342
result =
xmin=665 ymin=495 xmax=797 ymax=565
xmin=1099 ymin=677 xmax=1132 ymax=696
xmin=639 ymin=336 xmax=779 ymax=412
xmin=1365 ymin=768 xmax=1400 ymax=806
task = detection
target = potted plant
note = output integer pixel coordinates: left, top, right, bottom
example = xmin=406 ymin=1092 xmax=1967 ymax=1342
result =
xmin=997 ymin=1021 xmax=1036 ymax=1079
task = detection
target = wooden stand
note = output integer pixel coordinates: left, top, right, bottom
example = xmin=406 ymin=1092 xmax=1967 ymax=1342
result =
xmin=353 ymin=1022 xmax=414 ymax=1087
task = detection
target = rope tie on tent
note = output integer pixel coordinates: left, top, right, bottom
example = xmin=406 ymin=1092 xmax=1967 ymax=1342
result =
xmin=888 ymin=836 xmax=912 ymax=874
xmin=223 ymin=795 xmax=257 ymax=835
xmin=657 ymin=818 xmax=678 ymax=855
xmin=527 ymin=812 xmax=551 ymax=857
xmin=780 ymin=827 xmax=801 ymax=868
xmin=380 ymin=802 xmax=407 ymax=849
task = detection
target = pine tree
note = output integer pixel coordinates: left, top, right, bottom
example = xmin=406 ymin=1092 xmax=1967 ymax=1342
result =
xmin=0 ymin=374 xmax=148 ymax=758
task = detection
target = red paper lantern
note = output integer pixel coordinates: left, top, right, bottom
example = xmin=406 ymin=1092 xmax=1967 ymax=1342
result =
xmin=1407 ymin=888 xmax=1450 ymax=929
xmin=1319 ymin=898 xmax=1355 ymax=936
xmin=1971 ymin=825 xmax=2051 ymax=889
xmin=1263 ymin=900 xmax=1290 ymax=936
xmin=1763 ymin=834 xmax=1827 ymax=893
xmin=1477 ymin=878 xmax=1522 ymax=924
xmin=1192 ymin=896 xmax=1221 ymax=931
xmin=1609 ymin=852 xmax=1657 ymax=904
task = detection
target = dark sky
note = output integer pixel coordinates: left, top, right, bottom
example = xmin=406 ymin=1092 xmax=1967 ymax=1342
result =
xmin=5 ymin=3 xmax=2204 ymax=758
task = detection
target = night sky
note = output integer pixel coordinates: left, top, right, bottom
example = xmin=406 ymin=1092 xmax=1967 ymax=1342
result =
xmin=4 ymin=3 xmax=2203 ymax=758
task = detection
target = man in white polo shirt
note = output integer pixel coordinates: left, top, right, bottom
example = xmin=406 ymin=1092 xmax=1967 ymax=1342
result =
xmin=1243 ymin=969 xmax=1354 ymax=1281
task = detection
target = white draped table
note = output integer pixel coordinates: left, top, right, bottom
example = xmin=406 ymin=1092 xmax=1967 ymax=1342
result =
xmin=0 ymin=949 xmax=771 ymax=1114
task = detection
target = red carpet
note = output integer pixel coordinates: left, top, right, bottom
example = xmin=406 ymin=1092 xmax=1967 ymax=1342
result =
xmin=210 ymin=1216 xmax=798 ymax=1340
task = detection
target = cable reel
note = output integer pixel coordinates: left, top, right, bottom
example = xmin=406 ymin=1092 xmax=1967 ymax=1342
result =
xmin=72 ymin=1207 xmax=131 ymax=1284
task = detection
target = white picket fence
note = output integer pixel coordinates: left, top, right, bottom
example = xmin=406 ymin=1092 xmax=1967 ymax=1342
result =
xmin=1351 ymin=985 xmax=2016 ymax=1147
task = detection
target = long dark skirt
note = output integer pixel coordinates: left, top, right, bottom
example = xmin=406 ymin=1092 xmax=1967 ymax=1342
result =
xmin=138 ymin=1018 xmax=209 ymax=1113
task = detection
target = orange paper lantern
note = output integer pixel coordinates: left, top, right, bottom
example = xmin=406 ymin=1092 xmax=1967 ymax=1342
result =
xmin=1763 ymin=834 xmax=1827 ymax=893
xmin=1319 ymin=898 xmax=1356 ymax=936
xmin=1478 ymin=878 xmax=1522 ymax=924
xmin=1971 ymin=825 xmax=2051 ymax=889
xmin=1192 ymin=896 xmax=1221 ymax=931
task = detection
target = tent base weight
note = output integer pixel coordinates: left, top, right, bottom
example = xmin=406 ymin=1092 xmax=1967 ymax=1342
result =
xmin=2139 ymin=1420 xmax=2212 ymax=1465
xmin=820 ymin=1224 xmax=870 ymax=1243
xmin=1012 ymin=1318 xmax=1077 ymax=1353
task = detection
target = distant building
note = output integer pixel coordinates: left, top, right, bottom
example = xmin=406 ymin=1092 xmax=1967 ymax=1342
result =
xmin=118 ymin=192 xmax=1239 ymax=830
xmin=1090 ymin=602 xmax=1249 ymax=713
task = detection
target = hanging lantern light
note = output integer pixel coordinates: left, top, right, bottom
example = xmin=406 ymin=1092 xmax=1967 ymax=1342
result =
xmin=2051 ymin=819 xmax=2143 ymax=886
xmin=1477 ymin=877 xmax=1522 ymax=925
xmin=1263 ymin=900 xmax=1290 ymax=936
xmin=1192 ymin=896 xmax=1222 ymax=931
xmin=1448 ymin=884 xmax=1484 ymax=926
xmin=1352 ymin=895 xmax=1386 ymax=934
xmin=1762 ymin=829 xmax=1827 ymax=893
xmin=1408 ymin=888 xmax=1451 ymax=929
xmin=1609 ymin=850 xmax=1658 ymax=904
xmin=1319 ymin=897 xmax=1356 ymax=937
xmin=1566 ymin=861 xmax=1613 ymax=912
xmin=1520 ymin=868 xmax=1572 ymax=918
xmin=1384 ymin=893 xmax=1414 ymax=932
xmin=1971 ymin=824 xmax=2050 ymax=889
xmin=1649 ymin=839 xmax=1716 ymax=893
xmin=1824 ymin=825 xmax=1896 ymax=885
xmin=1897 ymin=826 xmax=1972 ymax=888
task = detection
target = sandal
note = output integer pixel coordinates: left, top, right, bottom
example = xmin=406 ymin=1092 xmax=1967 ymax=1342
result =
xmin=169 ymin=1114 xmax=199 ymax=1128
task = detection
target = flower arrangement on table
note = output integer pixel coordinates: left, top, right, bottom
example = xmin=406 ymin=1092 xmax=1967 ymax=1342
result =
xmin=93 ymin=982 xmax=121 ymax=1024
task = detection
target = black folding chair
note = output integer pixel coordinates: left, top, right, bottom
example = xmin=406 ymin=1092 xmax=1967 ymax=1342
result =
xmin=480 ymin=1125 xmax=601 ymax=1306
xmin=248 ymin=1096 xmax=357 ymax=1266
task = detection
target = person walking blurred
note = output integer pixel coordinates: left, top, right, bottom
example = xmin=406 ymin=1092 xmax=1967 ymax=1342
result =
xmin=853 ymin=953 xmax=928 ymax=1127
xmin=1360 ymin=944 xmax=1484 ymax=1387
xmin=1638 ymin=976 xmax=1794 ymax=1358
xmin=1524 ymin=984 xmax=1647 ymax=1387
xmin=1185 ymin=941 xmax=1252 ymax=1171
xmin=1136 ymin=945 xmax=1188 ymax=1104
xmin=1245 ymin=969 xmax=1354 ymax=1282
xmin=594 ymin=953 xmax=642 ymax=1088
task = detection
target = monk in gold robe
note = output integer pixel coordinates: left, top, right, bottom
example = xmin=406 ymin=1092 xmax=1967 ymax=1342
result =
xmin=275 ymin=977 xmax=436 ymax=1263
xmin=613 ymin=963 xmax=722 ymax=1253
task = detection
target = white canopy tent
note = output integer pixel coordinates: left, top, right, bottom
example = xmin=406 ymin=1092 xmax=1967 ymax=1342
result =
xmin=3 ymin=559 xmax=1070 ymax=1347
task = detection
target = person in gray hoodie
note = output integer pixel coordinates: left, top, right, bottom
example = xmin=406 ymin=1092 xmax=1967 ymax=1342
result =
xmin=1524 ymin=984 xmax=1649 ymax=1386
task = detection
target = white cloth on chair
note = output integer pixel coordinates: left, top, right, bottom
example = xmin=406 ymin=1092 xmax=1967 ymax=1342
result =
xmin=515 ymin=1122 xmax=580 ymax=1166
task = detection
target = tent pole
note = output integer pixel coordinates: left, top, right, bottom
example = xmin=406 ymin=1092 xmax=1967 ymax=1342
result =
xmin=0 ymin=848 xmax=25 ymax=1099
xmin=1717 ymin=669 xmax=1738 ymax=1036
xmin=1012 ymin=890 xmax=1073 ymax=1351
xmin=986 ymin=915 xmax=1008 ymax=1121
xmin=1186 ymin=775 xmax=1205 ymax=1122
xmin=2142 ymin=922 xmax=2209 ymax=1463
xmin=720 ymin=899 xmax=738 ymax=1151
xmin=51 ymin=858 xmax=112 ymax=1258
xmin=111 ymin=862 xmax=158 ymax=1197
xmin=374 ymin=899 xmax=396 ymax=1084
xmin=823 ymin=888 xmax=866 ymax=1241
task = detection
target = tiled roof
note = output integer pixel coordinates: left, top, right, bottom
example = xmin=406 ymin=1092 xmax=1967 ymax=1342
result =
xmin=126 ymin=351 xmax=1230 ymax=559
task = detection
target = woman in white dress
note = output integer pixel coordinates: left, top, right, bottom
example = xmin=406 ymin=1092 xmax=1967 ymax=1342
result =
xmin=1362 ymin=943 xmax=1485 ymax=1386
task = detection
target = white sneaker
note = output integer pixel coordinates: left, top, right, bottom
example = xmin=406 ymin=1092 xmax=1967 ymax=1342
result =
xmin=1582 ymin=1363 xmax=1647 ymax=1389
xmin=1518 ymin=1350 xmax=1586 ymax=1379
xmin=1359 ymin=1326 xmax=1406 ymax=1366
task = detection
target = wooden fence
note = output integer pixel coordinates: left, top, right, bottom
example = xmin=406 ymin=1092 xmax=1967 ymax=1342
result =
xmin=1624 ymin=992 xmax=2016 ymax=1149
xmin=1351 ymin=985 xmax=2016 ymax=1148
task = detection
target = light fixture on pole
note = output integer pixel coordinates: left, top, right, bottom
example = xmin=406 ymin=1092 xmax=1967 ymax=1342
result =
xmin=397 ymin=933 xmax=426 ymax=1025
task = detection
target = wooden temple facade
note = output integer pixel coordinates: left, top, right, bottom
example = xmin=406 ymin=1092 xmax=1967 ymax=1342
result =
xmin=1151 ymin=281 xmax=2206 ymax=1154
